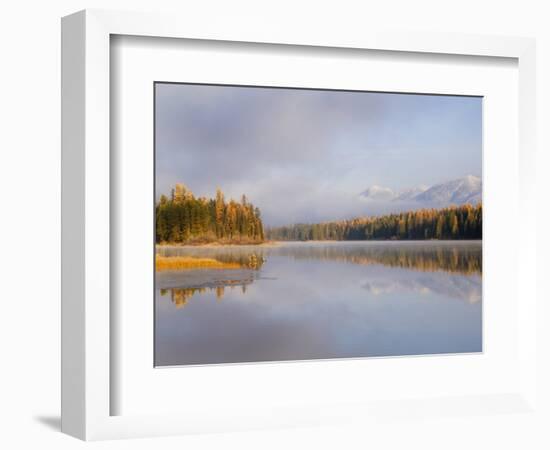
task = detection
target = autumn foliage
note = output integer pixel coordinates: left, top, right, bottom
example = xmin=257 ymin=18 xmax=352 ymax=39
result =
xmin=156 ymin=183 xmax=265 ymax=244
xmin=266 ymin=204 xmax=482 ymax=241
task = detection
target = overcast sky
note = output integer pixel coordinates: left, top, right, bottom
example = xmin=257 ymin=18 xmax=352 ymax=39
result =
xmin=155 ymin=83 xmax=481 ymax=226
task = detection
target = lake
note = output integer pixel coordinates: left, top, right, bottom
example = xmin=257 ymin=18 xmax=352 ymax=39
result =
xmin=155 ymin=241 xmax=482 ymax=366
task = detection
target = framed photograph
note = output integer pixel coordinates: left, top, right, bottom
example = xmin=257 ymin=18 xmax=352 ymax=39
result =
xmin=61 ymin=9 xmax=538 ymax=440
xmin=153 ymin=82 xmax=483 ymax=367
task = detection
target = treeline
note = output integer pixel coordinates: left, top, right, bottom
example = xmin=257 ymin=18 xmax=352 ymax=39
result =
xmin=266 ymin=204 xmax=482 ymax=241
xmin=156 ymin=183 xmax=265 ymax=244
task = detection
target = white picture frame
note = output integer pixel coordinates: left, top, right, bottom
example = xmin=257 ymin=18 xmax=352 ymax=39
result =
xmin=61 ymin=9 xmax=537 ymax=441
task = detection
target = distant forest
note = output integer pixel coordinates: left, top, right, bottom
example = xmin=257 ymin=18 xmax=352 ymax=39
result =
xmin=266 ymin=204 xmax=482 ymax=241
xmin=156 ymin=185 xmax=481 ymax=244
xmin=155 ymin=184 xmax=265 ymax=244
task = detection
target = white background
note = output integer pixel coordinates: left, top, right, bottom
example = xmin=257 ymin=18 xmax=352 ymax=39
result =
xmin=0 ymin=1 xmax=548 ymax=449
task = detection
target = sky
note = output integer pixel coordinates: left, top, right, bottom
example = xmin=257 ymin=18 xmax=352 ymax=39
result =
xmin=155 ymin=83 xmax=482 ymax=226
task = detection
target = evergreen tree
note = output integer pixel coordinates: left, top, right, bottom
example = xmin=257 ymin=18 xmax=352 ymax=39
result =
xmin=155 ymin=184 xmax=266 ymax=244
xmin=266 ymin=204 xmax=482 ymax=242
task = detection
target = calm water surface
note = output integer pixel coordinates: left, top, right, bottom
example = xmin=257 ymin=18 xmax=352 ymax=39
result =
xmin=155 ymin=241 xmax=482 ymax=366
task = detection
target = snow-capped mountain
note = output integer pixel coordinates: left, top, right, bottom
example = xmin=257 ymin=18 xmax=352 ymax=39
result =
xmin=360 ymin=176 xmax=481 ymax=207
xmin=394 ymin=185 xmax=429 ymax=201
xmin=413 ymin=175 xmax=481 ymax=206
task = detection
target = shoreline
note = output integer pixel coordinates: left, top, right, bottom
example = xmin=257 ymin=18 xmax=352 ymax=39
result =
xmin=156 ymin=239 xmax=482 ymax=249
xmin=156 ymin=241 xmax=281 ymax=248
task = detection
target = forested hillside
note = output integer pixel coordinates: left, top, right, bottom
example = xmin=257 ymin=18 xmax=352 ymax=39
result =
xmin=266 ymin=204 xmax=482 ymax=241
xmin=155 ymin=183 xmax=264 ymax=244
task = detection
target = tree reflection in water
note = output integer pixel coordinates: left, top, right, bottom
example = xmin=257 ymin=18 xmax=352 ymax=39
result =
xmin=157 ymin=242 xmax=481 ymax=308
xmin=160 ymin=278 xmax=254 ymax=308
xmin=276 ymin=243 xmax=481 ymax=276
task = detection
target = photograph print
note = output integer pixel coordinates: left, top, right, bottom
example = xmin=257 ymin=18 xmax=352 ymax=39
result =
xmin=154 ymin=83 xmax=482 ymax=367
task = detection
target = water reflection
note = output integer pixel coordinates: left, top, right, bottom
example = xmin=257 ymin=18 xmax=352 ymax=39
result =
xmin=361 ymin=273 xmax=481 ymax=304
xmin=161 ymin=282 xmax=252 ymax=308
xmin=155 ymin=241 xmax=482 ymax=366
xmin=276 ymin=242 xmax=481 ymax=275
xmin=157 ymin=241 xmax=481 ymax=278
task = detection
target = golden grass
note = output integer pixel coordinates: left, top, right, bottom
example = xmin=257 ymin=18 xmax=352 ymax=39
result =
xmin=155 ymin=255 xmax=242 ymax=271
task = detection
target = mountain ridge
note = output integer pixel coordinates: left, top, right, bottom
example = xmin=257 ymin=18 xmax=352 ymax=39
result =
xmin=360 ymin=175 xmax=482 ymax=207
